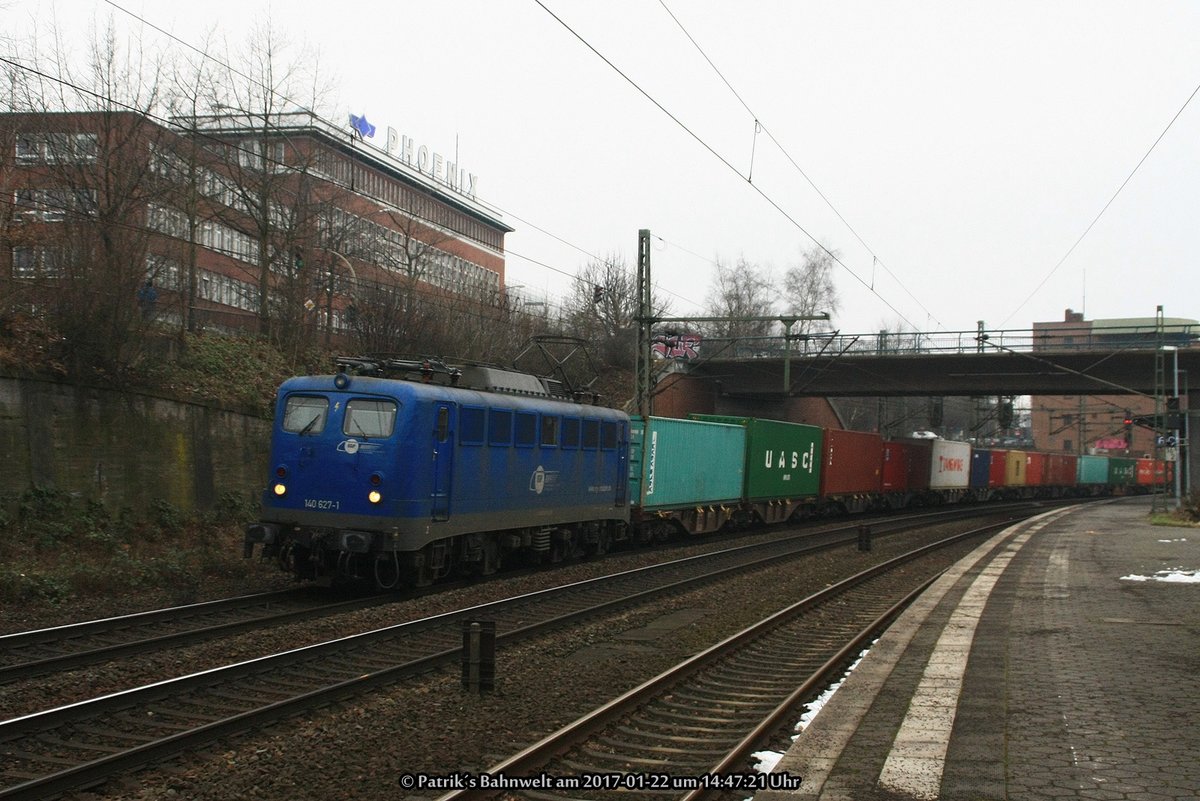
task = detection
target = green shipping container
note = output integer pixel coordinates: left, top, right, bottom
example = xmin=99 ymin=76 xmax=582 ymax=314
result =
xmin=1107 ymin=457 xmax=1136 ymax=486
xmin=629 ymin=416 xmax=745 ymax=510
xmin=691 ymin=415 xmax=823 ymax=500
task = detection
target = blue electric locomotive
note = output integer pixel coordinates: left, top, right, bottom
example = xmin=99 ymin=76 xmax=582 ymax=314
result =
xmin=245 ymin=358 xmax=631 ymax=588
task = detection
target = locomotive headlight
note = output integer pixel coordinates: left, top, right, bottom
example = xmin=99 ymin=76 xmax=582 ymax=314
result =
xmin=273 ymin=483 xmax=287 ymax=497
xmin=368 ymin=490 xmax=383 ymax=504
xmin=334 ymin=372 xmax=351 ymax=390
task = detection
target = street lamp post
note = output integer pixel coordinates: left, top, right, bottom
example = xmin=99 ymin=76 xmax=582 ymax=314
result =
xmin=1163 ymin=346 xmax=1183 ymax=508
xmin=1171 ymin=345 xmax=1180 ymax=506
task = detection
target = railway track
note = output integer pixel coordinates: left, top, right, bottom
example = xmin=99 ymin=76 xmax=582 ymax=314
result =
xmin=434 ymin=521 xmax=1015 ymax=801
xmin=0 ymin=505 xmax=1025 ymax=801
xmin=0 ymin=502 xmax=1051 ymax=691
xmin=0 ymin=502 xmax=1079 ymax=800
xmin=0 ymin=588 xmax=392 ymax=683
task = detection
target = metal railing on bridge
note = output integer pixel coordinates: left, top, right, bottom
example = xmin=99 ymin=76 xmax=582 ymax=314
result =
xmin=664 ymin=322 xmax=1200 ymax=362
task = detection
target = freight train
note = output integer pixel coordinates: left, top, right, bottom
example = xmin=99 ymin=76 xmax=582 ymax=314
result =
xmin=244 ymin=358 xmax=1173 ymax=588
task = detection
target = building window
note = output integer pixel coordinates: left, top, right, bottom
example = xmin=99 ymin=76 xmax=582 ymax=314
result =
xmin=15 ymin=132 xmax=98 ymax=164
xmin=11 ymin=246 xmax=62 ymax=278
xmin=16 ymin=135 xmax=40 ymax=163
xmin=14 ymin=188 xmax=39 ymax=220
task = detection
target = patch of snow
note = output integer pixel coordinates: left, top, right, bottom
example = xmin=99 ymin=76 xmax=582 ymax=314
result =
xmin=1119 ymin=568 xmax=1199 ymax=583
xmin=749 ymin=641 xmax=878 ymax=779
xmin=751 ymin=749 xmax=783 ymax=773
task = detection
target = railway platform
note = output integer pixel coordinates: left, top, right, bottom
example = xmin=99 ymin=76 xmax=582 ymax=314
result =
xmin=754 ymin=497 xmax=1200 ymax=801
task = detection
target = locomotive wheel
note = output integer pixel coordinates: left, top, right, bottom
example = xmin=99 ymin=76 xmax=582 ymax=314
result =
xmin=548 ymin=530 xmax=575 ymax=563
xmin=479 ymin=536 xmax=501 ymax=576
xmin=589 ymin=529 xmax=611 ymax=557
xmin=406 ymin=548 xmax=435 ymax=587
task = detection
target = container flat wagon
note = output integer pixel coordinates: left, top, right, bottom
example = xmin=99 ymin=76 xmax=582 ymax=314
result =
xmin=628 ymin=416 xmax=745 ymax=537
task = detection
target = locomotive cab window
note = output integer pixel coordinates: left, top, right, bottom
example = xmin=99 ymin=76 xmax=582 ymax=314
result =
xmin=282 ymin=395 xmax=328 ymax=435
xmin=344 ymin=399 xmax=397 ymax=439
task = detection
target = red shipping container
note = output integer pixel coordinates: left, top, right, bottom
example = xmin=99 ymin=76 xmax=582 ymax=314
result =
xmin=1135 ymin=458 xmax=1155 ymax=485
xmin=1025 ymin=452 xmax=1047 ymax=486
xmin=882 ymin=440 xmax=932 ymax=492
xmin=988 ymin=450 xmax=1008 ymax=488
xmin=820 ymin=429 xmax=883 ymax=496
xmin=1049 ymin=454 xmax=1078 ymax=486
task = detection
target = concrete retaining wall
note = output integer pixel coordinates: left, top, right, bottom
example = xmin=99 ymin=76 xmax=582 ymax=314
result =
xmin=0 ymin=377 xmax=270 ymax=512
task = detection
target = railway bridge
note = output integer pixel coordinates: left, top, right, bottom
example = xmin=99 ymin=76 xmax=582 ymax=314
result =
xmin=651 ymin=322 xmax=1199 ymax=494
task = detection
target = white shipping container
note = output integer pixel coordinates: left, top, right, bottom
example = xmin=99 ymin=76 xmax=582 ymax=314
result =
xmin=929 ymin=439 xmax=972 ymax=490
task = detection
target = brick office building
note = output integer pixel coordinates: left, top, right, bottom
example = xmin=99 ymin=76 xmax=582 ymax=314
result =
xmin=1030 ymin=309 xmax=1197 ymax=456
xmin=2 ymin=109 xmax=512 ymax=343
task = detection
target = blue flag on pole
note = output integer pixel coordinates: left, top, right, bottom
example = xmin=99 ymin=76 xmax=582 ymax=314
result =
xmin=349 ymin=113 xmax=376 ymax=139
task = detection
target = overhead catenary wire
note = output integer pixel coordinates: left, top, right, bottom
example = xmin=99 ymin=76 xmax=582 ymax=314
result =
xmin=533 ymin=0 xmax=921 ymax=332
xmin=91 ymin=0 xmax=910 ymax=326
xmin=654 ymin=0 xmax=943 ymax=330
xmin=94 ymin=0 xmax=726 ymax=317
xmin=1000 ymin=76 xmax=1200 ymax=327
xmin=62 ymin=1 xmax=621 ymax=310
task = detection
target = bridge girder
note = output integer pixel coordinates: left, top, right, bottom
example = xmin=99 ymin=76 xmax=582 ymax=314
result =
xmin=685 ymin=348 xmax=1200 ymax=398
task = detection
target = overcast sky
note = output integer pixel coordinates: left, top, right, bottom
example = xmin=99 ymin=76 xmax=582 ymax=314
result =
xmin=9 ymin=1 xmax=1200 ymax=334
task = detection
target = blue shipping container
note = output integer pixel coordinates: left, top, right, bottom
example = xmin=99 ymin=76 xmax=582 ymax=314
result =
xmin=969 ymin=449 xmax=992 ymax=489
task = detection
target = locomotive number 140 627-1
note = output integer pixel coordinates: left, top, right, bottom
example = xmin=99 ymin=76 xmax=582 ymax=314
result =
xmin=304 ymin=498 xmax=341 ymax=510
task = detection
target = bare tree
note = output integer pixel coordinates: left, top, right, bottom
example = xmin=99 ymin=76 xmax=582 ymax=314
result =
xmin=340 ymin=275 xmax=442 ymax=356
xmin=703 ymin=255 xmax=777 ymax=340
xmin=451 ymin=286 xmax=552 ymax=364
xmin=200 ymin=17 xmax=333 ymax=347
xmin=157 ymin=32 xmax=226 ymax=337
xmin=4 ymin=16 xmax=173 ymax=377
xmin=783 ymin=245 xmax=840 ymax=335
xmin=562 ymin=253 xmax=645 ymax=369
xmin=337 ymin=201 xmax=463 ymax=355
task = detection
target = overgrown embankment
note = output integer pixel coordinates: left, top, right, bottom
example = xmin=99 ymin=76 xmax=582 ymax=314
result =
xmin=0 ymin=331 xmax=316 ymax=611
xmin=0 ymin=486 xmax=288 ymax=610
